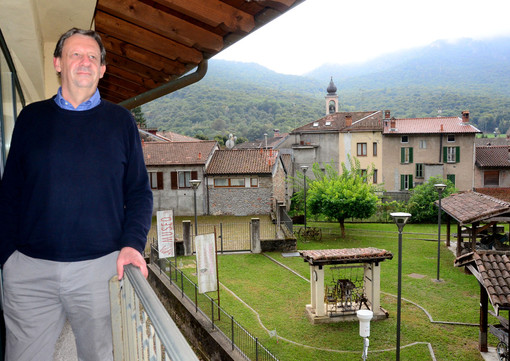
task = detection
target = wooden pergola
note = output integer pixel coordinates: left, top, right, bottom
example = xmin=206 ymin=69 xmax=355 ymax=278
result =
xmin=438 ymin=191 xmax=510 ymax=257
xmin=300 ymin=248 xmax=393 ymax=324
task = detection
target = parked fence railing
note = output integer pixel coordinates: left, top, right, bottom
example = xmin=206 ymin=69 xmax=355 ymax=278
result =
xmin=150 ymin=246 xmax=279 ymax=361
xmin=109 ymin=264 xmax=199 ymax=361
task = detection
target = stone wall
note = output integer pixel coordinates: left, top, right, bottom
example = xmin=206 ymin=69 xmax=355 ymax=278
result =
xmin=208 ymin=176 xmax=272 ymax=215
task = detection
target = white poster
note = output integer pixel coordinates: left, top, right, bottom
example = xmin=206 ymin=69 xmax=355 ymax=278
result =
xmin=157 ymin=210 xmax=175 ymax=258
xmin=195 ymin=233 xmax=217 ymax=294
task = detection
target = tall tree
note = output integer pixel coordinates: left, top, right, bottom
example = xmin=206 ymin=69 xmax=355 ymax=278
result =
xmin=307 ymin=157 xmax=379 ymax=237
xmin=132 ymin=106 xmax=147 ymax=128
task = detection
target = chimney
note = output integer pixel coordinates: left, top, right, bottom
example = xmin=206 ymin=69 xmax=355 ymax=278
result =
xmin=384 ymin=110 xmax=391 ymax=119
xmin=390 ymin=118 xmax=396 ymax=131
xmin=345 ymin=114 xmax=352 ymax=127
xmin=462 ymin=111 xmax=470 ymax=123
xmin=198 ymin=152 xmax=202 ymax=160
xmin=440 ymin=124 xmax=444 ymax=132
xmin=274 ymin=129 xmax=280 ymax=137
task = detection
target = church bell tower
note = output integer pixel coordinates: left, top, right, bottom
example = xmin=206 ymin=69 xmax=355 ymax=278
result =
xmin=325 ymin=77 xmax=338 ymax=115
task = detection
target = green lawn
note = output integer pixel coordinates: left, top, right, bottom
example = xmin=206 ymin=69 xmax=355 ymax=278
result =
xmin=172 ymin=222 xmax=499 ymax=360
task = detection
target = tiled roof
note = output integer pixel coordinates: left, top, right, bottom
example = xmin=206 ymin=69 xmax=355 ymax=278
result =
xmin=476 ymin=146 xmax=510 ymax=168
xmin=234 ymin=134 xmax=289 ymax=149
xmin=383 ymin=117 xmax=480 ymax=135
xmin=157 ymin=131 xmax=200 ymax=142
xmin=300 ymin=248 xmax=393 ymax=266
xmin=475 ymin=188 xmax=510 ymax=203
xmin=143 ymin=141 xmax=217 ymax=166
xmin=206 ymin=149 xmax=278 ymax=175
xmin=439 ymin=191 xmax=510 ymax=225
xmin=475 ymin=137 xmax=510 ymax=146
xmin=474 ymin=251 xmax=510 ymax=312
xmin=291 ymin=111 xmax=382 ymax=133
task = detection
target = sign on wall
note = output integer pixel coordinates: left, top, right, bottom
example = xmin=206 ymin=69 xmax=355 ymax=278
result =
xmin=195 ymin=233 xmax=218 ymax=294
xmin=157 ymin=210 xmax=175 ymax=258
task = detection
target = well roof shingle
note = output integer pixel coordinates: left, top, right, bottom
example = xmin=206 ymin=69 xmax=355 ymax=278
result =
xmin=439 ymin=191 xmax=510 ymax=225
xmin=206 ymin=149 xmax=278 ymax=175
xmin=300 ymin=248 xmax=393 ymax=266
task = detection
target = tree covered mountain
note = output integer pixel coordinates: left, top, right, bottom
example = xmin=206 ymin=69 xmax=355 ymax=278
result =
xmin=142 ymin=37 xmax=510 ymax=141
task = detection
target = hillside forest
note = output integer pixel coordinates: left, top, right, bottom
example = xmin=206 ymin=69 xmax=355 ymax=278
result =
xmin=141 ymin=37 xmax=510 ymax=142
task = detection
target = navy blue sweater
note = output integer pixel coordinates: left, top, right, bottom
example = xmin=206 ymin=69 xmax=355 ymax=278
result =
xmin=0 ymin=98 xmax=153 ymax=264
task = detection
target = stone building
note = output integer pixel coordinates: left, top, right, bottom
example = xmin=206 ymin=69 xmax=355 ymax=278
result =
xmin=206 ymin=149 xmax=287 ymax=216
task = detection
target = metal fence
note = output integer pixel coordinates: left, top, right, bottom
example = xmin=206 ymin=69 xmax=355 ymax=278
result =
xmin=109 ymin=264 xmax=199 ymax=361
xmin=150 ymin=246 xmax=279 ymax=361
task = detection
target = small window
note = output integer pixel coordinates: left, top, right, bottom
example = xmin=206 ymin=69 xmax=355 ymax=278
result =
xmin=230 ymin=178 xmax=245 ymax=187
xmin=447 ymin=174 xmax=456 ymax=185
xmin=400 ymin=174 xmax=413 ymax=190
xmin=446 ymin=147 xmax=457 ymax=163
xmin=360 ymin=169 xmax=367 ymax=182
xmin=484 ymin=170 xmax=499 ymax=186
xmin=325 ymin=121 xmax=331 ymax=126
xmin=416 ymin=163 xmax=424 ymax=178
xmin=149 ymin=172 xmax=163 ymax=190
xmin=373 ymin=142 xmax=378 ymax=156
xmin=313 ymin=122 xmax=319 ymax=127
xmin=419 ymin=140 xmax=427 ymax=149
xmin=178 ymin=171 xmax=191 ymax=188
xmin=373 ymin=169 xmax=378 ymax=184
xmin=214 ymin=178 xmax=228 ymax=187
xmin=357 ymin=143 xmax=367 ymax=156
xmin=251 ymin=178 xmax=258 ymax=187
xmin=447 ymin=134 xmax=455 ymax=142
xmin=401 ymin=135 xmax=409 ymax=143
xmin=401 ymin=147 xmax=413 ymax=164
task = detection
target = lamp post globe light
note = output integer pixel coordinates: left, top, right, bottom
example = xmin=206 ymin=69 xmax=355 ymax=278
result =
xmin=357 ymin=310 xmax=373 ymax=361
xmin=390 ymin=212 xmax=411 ymax=361
xmin=434 ymin=183 xmax=446 ymax=282
xmin=190 ymin=179 xmax=202 ymax=235
xmin=300 ymin=165 xmax=309 ymax=230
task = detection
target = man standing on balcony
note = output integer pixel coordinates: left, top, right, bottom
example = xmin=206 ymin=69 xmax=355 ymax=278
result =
xmin=0 ymin=28 xmax=153 ymax=361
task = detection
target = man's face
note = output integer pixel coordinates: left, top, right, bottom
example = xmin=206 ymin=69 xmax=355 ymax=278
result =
xmin=53 ymin=34 xmax=106 ymax=93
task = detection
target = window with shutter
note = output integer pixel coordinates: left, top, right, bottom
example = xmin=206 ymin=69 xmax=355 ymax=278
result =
xmin=171 ymin=171 xmax=178 ymax=190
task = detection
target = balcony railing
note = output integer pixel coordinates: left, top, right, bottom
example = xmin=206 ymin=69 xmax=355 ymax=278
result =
xmin=109 ymin=264 xmax=199 ymax=361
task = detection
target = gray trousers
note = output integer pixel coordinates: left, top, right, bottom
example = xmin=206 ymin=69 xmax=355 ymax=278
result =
xmin=2 ymin=250 xmax=119 ymax=361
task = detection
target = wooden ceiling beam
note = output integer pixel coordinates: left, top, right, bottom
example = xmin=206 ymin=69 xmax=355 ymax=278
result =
xmin=95 ymin=11 xmax=203 ymax=64
xmin=97 ymin=85 xmax=126 ymax=103
xmin=150 ymin=0 xmax=255 ymax=33
xmin=100 ymin=33 xmax=187 ymax=74
xmin=106 ymin=65 xmax=159 ymax=89
xmin=97 ymin=0 xmax=224 ymax=53
xmin=106 ymin=52 xmax=171 ymax=84
xmin=101 ymin=72 xmax=150 ymax=94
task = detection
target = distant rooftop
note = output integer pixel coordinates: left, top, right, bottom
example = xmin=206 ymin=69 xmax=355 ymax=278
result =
xmin=476 ymin=145 xmax=510 ymax=168
xmin=143 ymin=141 xmax=217 ymax=166
xmin=207 ymin=149 xmax=278 ymax=175
xmin=383 ymin=116 xmax=480 ymax=135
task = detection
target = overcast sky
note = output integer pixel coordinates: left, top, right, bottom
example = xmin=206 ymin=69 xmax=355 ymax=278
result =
xmin=214 ymin=0 xmax=510 ymax=75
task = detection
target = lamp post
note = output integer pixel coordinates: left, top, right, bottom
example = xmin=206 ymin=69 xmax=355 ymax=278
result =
xmin=190 ymin=179 xmax=202 ymax=235
xmin=390 ymin=212 xmax=411 ymax=361
xmin=434 ymin=183 xmax=446 ymax=282
xmin=301 ymin=165 xmax=309 ymax=230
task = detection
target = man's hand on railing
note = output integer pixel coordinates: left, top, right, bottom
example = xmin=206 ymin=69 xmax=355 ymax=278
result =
xmin=116 ymin=246 xmax=148 ymax=280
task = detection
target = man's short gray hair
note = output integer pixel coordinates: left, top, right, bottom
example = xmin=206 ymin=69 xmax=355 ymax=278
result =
xmin=53 ymin=28 xmax=106 ymax=67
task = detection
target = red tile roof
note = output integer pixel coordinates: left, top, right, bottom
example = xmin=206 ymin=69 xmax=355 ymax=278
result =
xmin=157 ymin=131 xmax=200 ymax=142
xmin=300 ymin=248 xmax=393 ymax=266
xmin=475 ymin=188 xmax=510 ymax=203
xmin=476 ymin=146 xmax=510 ymax=168
xmin=439 ymin=191 xmax=510 ymax=225
xmin=383 ymin=116 xmax=480 ymax=135
xmin=143 ymin=141 xmax=217 ymax=166
xmin=292 ymin=111 xmax=382 ymax=133
xmin=206 ymin=149 xmax=278 ymax=175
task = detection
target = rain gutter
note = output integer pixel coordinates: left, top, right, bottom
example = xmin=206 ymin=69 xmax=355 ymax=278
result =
xmin=119 ymin=60 xmax=208 ymax=110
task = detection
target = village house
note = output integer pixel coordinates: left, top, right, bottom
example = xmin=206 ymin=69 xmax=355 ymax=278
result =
xmin=143 ymin=140 xmax=218 ymax=216
xmin=279 ymin=78 xmax=384 ymax=182
xmin=382 ymin=111 xmax=481 ymax=193
xmin=205 ymin=149 xmax=287 ymax=216
xmin=473 ymin=145 xmax=510 ymax=202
